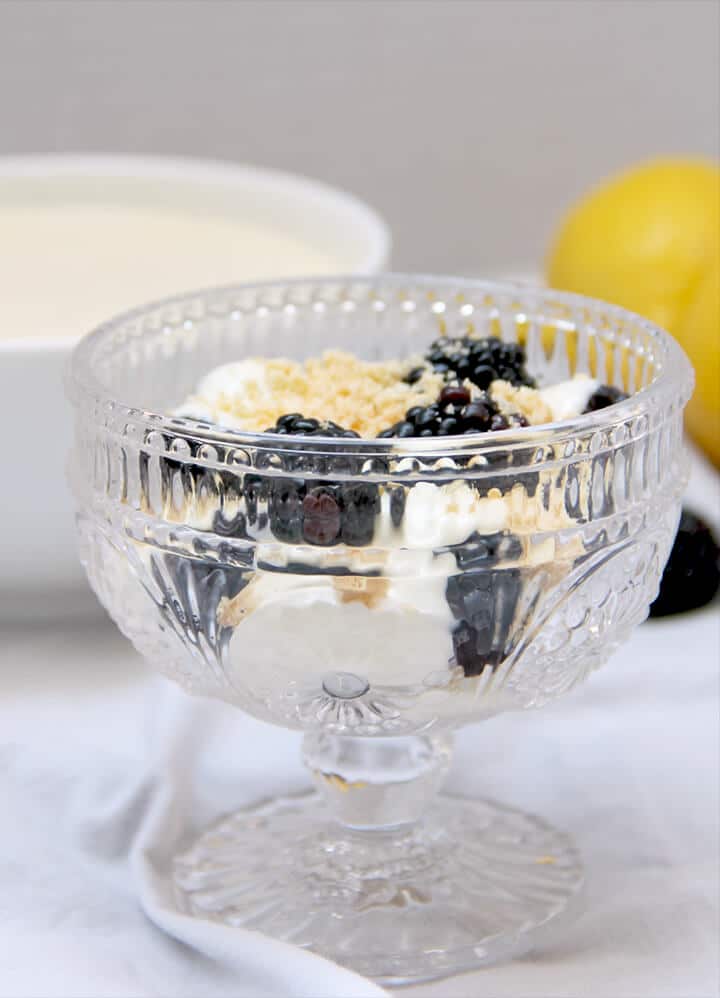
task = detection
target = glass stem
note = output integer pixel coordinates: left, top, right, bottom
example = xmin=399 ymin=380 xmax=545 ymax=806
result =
xmin=302 ymin=731 xmax=453 ymax=830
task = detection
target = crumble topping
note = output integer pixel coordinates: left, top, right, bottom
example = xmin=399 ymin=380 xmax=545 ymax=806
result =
xmin=182 ymin=350 xmax=444 ymax=438
xmin=491 ymin=379 xmax=554 ymax=426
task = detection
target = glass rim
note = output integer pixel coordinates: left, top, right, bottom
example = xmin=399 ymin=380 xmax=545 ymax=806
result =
xmin=67 ymin=272 xmax=694 ymax=455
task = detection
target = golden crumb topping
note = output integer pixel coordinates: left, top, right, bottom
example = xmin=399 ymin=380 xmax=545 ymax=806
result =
xmin=490 ymin=379 xmax=553 ymax=426
xmin=190 ymin=351 xmax=444 ymax=437
xmin=180 ymin=350 xmax=590 ymax=438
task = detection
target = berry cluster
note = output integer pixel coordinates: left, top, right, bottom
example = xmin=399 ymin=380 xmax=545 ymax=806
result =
xmin=407 ymin=335 xmax=535 ymax=390
xmin=262 ymin=414 xmax=379 ymax=545
xmin=379 ymin=384 xmax=528 ymax=439
xmin=266 ymin=413 xmax=360 ymax=438
xmin=445 ymin=532 xmax=524 ymax=676
xmin=268 ymin=478 xmax=380 ymax=547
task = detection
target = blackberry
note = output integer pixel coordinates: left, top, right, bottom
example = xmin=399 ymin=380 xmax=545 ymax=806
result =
xmin=583 ymin=385 xmax=629 ymax=413
xmin=302 ymin=487 xmax=341 ymax=546
xmin=266 ymin=413 xmax=360 ymax=438
xmin=454 ymin=530 xmax=523 ymax=571
xmin=263 ymin=417 xmax=382 ymax=545
xmin=338 ymin=482 xmax=381 ymax=546
xmin=649 ymin=509 xmax=720 ymax=617
xmin=439 ymin=384 xmax=471 ymax=408
xmin=451 ymin=621 xmax=483 ymax=676
xmin=243 ymin=473 xmax=267 ymax=526
xmin=268 ymin=478 xmax=380 ymax=548
xmin=424 ymin=335 xmax=535 ymax=389
xmin=490 ymin=414 xmax=509 ymax=432
xmin=490 ymin=412 xmax=530 ymax=431
xmin=470 ymin=365 xmax=497 ymax=390
xmin=158 ymin=552 xmax=249 ymax=655
xmin=266 ymin=413 xmax=364 ymax=477
xmin=438 ymin=416 xmax=461 ymax=435
xmin=379 ymin=388 xmax=505 ymax=438
xmin=446 ymin=564 xmax=522 ymax=676
xmin=389 ymin=486 xmax=406 ymax=527
xmin=208 ymin=470 xmax=249 ymax=539
xmin=415 ymin=404 xmax=441 ymax=429
xmin=460 ymin=400 xmax=493 ymax=431
xmin=268 ymin=477 xmax=305 ymax=542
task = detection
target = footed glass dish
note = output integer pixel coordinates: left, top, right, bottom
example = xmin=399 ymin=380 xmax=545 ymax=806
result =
xmin=68 ymin=276 xmax=692 ymax=984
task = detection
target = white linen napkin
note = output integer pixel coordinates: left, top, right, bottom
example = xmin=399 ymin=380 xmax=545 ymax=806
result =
xmin=1 ymin=446 xmax=717 ymax=998
xmin=0 ymin=639 xmax=385 ymax=998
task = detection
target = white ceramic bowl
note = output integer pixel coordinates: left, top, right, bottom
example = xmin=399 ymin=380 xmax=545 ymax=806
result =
xmin=0 ymin=155 xmax=390 ymax=617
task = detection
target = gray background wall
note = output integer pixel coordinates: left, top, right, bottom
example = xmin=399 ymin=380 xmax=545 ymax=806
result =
xmin=0 ymin=0 xmax=718 ymax=273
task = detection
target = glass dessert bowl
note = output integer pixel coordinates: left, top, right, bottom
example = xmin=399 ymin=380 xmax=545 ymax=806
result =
xmin=67 ymin=276 xmax=692 ymax=984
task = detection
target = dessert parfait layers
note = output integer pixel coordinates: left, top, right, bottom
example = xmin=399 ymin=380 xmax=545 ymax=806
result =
xmin=69 ymin=279 xmax=691 ymax=735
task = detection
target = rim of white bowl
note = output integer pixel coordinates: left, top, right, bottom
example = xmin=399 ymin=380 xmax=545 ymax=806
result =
xmin=0 ymin=153 xmax=391 ymax=353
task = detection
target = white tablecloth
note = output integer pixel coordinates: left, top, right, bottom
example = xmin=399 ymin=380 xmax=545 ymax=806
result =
xmin=1 ymin=451 xmax=718 ymax=998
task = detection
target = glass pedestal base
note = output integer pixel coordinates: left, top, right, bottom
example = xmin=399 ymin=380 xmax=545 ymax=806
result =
xmin=173 ymin=791 xmax=583 ymax=985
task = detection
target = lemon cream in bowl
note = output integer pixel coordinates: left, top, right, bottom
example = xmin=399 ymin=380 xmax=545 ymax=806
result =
xmin=0 ymin=155 xmax=389 ymax=614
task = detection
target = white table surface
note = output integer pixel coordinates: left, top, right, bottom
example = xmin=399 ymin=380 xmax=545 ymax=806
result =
xmin=1 ymin=448 xmax=718 ymax=998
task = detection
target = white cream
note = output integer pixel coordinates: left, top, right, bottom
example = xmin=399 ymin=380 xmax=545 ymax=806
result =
xmin=224 ymin=564 xmax=455 ymax=696
xmin=175 ymin=359 xmax=272 ymax=425
xmin=396 ymin=481 xmax=508 ymax=548
xmin=0 ymin=204 xmax=337 ymax=341
xmin=540 ymin=375 xmax=599 ymax=422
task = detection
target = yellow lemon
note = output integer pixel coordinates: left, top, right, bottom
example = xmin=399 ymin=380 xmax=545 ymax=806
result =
xmin=679 ymin=258 xmax=720 ymax=466
xmin=546 ymin=158 xmax=719 ymax=333
xmin=546 ymin=157 xmax=720 ymax=464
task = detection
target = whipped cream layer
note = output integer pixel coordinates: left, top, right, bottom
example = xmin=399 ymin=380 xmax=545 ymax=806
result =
xmin=219 ymin=551 xmax=454 ymax=691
